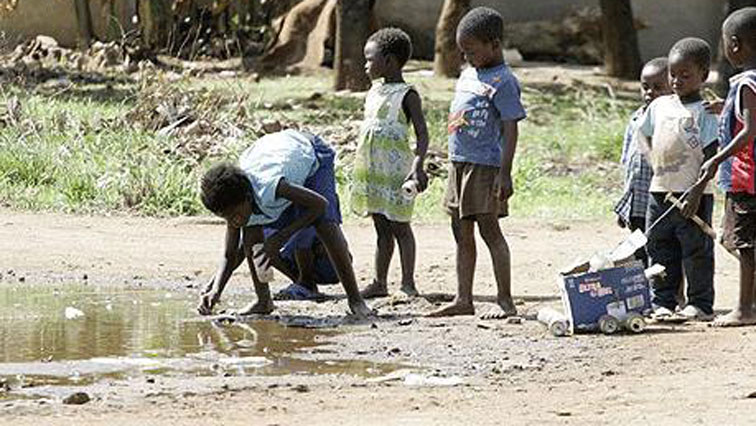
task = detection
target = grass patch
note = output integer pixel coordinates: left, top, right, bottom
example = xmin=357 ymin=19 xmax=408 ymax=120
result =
xmin=0 ymin=70 xmax=636 ymax=221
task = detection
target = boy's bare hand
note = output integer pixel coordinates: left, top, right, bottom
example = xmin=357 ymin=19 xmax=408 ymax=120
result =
xmin=197 ymin=288 xmax=220 ymax=315
xmin=680 ymin=189 xmax=703 ymax=219
xmin=616 ymin=216 xmax=626 ymax=228
xmin=699 ymin=158 xmax=718 ymax=183
xmin=260 ymin=233 xmax=285 ymax=269
xmin=411 ymin=166 xmax=429 ymax=192
xmin=494 ymin=172 xmax=513 ymax=201
xmin=703 ymin=99 xmax=724 ymax=115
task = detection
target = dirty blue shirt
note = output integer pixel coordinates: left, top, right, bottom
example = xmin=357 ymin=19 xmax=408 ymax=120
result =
xmin=448 ymin=63 xmax=526 ymax=167
xmin=240 ymin=130 xmax=319 ymax=226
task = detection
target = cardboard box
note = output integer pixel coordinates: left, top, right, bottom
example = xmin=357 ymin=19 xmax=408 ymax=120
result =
xmin=560 ymin=262 xmax=652 ymax=333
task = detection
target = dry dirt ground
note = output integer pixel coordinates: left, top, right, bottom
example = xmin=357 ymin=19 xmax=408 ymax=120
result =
xmin=2 ymin=210 xmax=756 ymax=425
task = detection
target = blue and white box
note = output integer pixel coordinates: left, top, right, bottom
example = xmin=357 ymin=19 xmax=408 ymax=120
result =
xmin=560 ymin=262 xmax=652 ymax=333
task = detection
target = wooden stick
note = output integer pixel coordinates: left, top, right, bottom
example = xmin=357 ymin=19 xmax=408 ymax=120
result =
xmin=665 ymin=193 xmax=740 ymax=260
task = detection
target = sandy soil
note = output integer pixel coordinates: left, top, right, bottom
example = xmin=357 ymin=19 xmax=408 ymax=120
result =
xmin=2 ymin=210 xmax=756 ymax=425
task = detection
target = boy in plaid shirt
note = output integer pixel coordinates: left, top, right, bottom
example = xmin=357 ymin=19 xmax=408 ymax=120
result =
xmin=614 ymin=57 xmax=671 ymax=266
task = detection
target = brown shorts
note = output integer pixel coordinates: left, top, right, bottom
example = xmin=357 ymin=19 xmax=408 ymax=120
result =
xmin=722 ymin=193 xmax=756 ymax=250
xmin=443 ymin=162 xmax=508 ymax=219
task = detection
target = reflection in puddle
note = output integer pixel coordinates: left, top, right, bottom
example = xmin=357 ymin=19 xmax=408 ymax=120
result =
xmin=0 ymin=284 xmax=395 ymax=398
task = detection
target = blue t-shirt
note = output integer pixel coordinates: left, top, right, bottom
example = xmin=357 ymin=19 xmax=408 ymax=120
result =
xmin=448 ymin=63 xmax=527 ymax=167
xmin=240 ymin=130 xmax=319 ymax=226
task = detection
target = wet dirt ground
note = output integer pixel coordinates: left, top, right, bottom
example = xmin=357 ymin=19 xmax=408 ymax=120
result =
xmin=1 ymin=210 xmax=756 ymax=425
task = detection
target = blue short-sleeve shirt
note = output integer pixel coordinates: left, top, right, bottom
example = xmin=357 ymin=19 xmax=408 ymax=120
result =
xmin=448 ymin=63 xmax=527 ymax=167
xmin=239 ymin=130 xmax=319 ymax=226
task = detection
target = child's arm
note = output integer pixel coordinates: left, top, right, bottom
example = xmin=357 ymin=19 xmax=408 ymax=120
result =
xmin=402 ymin=89 xmax=429 ymax=190
xmin=260 ymin=180 xmax=328 ymax=264
xmin=496 ymin=120 xmax=519 ymax=200
xmin=682 ymin=143 xmax=718 ymax=218
xmin=198 ymin=224 xmax=242 ymax=315
xmin=699 ymin=86 xmax=756 ymax=183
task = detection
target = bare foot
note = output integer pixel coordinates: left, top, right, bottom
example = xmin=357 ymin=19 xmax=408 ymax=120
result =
xmin=399 ymin=282 xmax=419 ymax=297
xmin=479 ymin=301 xmax=518 ymax=320
xmin=234 ymin=300 xmax=275 ymax=316
xmin=712 ymin=308 xmax=756 ymax=327
xmin=361 ymin=280 xmax=389 ymax=299
xmin=426 ymin=301 xmax=475 ymax=317
xmin=348 ymin=299 xmax=375 ymax=319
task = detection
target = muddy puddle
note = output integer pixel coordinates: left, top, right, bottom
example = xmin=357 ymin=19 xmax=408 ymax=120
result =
xmin=0 ymin=284 xmax=396 ymax=400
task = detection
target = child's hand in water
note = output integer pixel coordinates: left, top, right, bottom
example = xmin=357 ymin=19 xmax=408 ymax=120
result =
xmin=197 ymin=287 xmax=220 ymax=315
xmin=703 ymin=99 xmax=724 ymax=115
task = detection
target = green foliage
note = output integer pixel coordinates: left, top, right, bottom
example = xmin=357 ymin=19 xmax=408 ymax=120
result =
xmin=0 ymin=74 xmax=636 ymax=221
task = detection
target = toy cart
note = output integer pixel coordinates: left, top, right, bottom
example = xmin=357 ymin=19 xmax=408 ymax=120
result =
xmin=559 ymin=261 xmax=653 ymax=335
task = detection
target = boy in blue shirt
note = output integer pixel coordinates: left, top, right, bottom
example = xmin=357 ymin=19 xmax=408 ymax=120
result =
xmin=429 ymin=7 xmax=526 ymax=319
xmin=197 ymin=129 xmax=372 ymax=318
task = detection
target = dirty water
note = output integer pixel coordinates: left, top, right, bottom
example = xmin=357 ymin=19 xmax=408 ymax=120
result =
xmin=0 ymin=284 xmax=397 ymax=400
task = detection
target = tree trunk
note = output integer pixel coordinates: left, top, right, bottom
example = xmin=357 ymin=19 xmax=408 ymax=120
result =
xmin=433 ymin=0 xmax=470 ymax=78
xmin=714 ymin=0 xmax=756 ymax=96
xmin=599 ymin=0 xmax=641 ymax=80
xmin=334 ymin=0 xmax=371 ymax=91
xmin=138 ymin=0 xmax=172 ymax=50
xmin=73 ymin=0 xmax=94 ymax=48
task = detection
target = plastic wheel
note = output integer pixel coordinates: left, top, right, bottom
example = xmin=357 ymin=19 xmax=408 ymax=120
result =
xmin=598 ymin=315 xmax=620 ymax=335
xmin=625 ymin=313 xmax=646 ymax=333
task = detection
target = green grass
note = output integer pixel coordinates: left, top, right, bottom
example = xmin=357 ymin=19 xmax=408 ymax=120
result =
xmin=0 ymin=71 xmax=637 ymax=221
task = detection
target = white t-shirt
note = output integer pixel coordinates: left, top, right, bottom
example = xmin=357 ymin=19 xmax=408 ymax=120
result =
xmin=637 ymin=95 xmax=719 ymax=194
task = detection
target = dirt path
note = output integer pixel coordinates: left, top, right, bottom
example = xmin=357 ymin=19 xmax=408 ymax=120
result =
xmin=2 ymin=210 xmax=755 ymax=425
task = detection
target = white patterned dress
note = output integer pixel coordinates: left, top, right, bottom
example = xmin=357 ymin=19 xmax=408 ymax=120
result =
xmin=351 ymin=82 xmax=415 ymax=222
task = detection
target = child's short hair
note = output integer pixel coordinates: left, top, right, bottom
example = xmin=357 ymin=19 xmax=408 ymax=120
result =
xmin=669 ymin=37 xmax=711 ymax=71
xmin=368 ymin=27 xmax=412 ymax=67
xmin=201 ymin=163 xmax=249 ymax=215
xmin=643 ymin=57 xmax=669 ymax=75
xmin=456 ymin=7 xmax=503 ymax=43
xmin=723 ymin=7 xmax=756 ymax=46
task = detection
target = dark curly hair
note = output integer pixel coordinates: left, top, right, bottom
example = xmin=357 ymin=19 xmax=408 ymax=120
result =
xmin=200 ymin=162 xmax=250 ymax=215
xmin=367 ymin=27 xmax=413 ymax=66
xmin=669 ymin=37 xmax=711 ymax=71
xmin=723 ymin=7 xmax=756 ymax=48
xmin=643 ymin=57 xmax=668 ymax=74
xmin=456 ymin=7 xmax=504 ymax=43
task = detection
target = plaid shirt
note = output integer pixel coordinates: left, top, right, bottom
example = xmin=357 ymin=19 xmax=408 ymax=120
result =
xmin=615 ymin=107 xmax=653 ymax=223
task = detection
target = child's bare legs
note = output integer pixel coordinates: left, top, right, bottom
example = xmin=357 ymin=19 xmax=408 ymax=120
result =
xmin=362 ymin=214 xmax=419 ymax=297
xmin=390 ymin=220 xmax=418 ymax=297
xmin=714 ymin=248 xmax=756 ymax=326
xmin=293 ymin=248 xmax=318 ymax=292
xmin=361 ymin=214 xmax=395 ymax=298
xmin=315 ymin=221 xmax=373 ymax=318
xmin=428 ymin=213 xmax=476 ymax=317
xmin=477 ymin=213 xmax=517 ymax=319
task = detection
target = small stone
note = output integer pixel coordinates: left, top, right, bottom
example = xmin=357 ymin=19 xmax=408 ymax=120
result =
xmin=145 ymin=377 xmax=155 ymax=384
xmin=82 ymin=274 xmax=88 ymax=280
xmin=746 ymin=391 xmax=756 ymax=399
xmin=477 ymin=322 xmax=492 ymax=330
xmin=398 ymin=319 xmax=414 ymax=326
xmin=556 ymin=411 xmax=572 ymax=417
xmin=505 ymin=316 xmax=523 ymax=325
xmin=63 ymin=392 xmax=90 ymax=405
xmin=18 ymin=276 xmax=25 ymax=282
xmin=292 ymin=384 xmax=310 ymax=393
